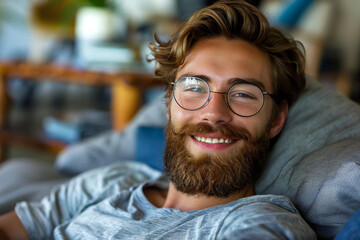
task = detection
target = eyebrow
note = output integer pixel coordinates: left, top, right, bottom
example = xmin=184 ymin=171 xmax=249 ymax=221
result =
xmin=177 ymin=73 xmax=267 ymax=91
xmin=228 ymin=78 xmax=266 ymax=91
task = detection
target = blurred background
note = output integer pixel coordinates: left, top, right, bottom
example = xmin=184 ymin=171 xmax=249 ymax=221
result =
xmin=0 ymin=0 xmax=359 ymax=161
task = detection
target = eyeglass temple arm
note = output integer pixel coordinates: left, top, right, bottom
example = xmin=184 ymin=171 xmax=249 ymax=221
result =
xmin=263 ymin=92 xmax=280 ymax=104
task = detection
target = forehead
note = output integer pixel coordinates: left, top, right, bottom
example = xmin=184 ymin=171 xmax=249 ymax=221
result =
xmin=176 ymin=37 xmax=273 ymax=91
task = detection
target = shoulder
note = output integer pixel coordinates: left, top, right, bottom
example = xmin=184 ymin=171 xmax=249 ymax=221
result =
xmin=41 ymin=161 xmax=164 ymax=209
xmin=69 ymin=161 xmax=163 ymax=193
xmin=79 ymin=161 xmax=163 ymax=182
xmin=218 ymin=195 xmax=316 ymax=239
xmin=14 ymin=162 xmax=164 ymax=237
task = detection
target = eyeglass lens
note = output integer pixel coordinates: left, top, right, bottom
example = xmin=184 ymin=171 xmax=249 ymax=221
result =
xmin=173 ymin=77 xmax=265 ymax=117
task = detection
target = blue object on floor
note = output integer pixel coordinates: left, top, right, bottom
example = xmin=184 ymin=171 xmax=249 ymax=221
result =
xmin=335 ymin=210 xmax=360 ymax=240
xmin=135 ymin=126 xmax=166 ymax=172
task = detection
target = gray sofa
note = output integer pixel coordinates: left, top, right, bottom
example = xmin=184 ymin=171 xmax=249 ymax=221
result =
xmin=0 ymin=77 xmax=359 ymax=239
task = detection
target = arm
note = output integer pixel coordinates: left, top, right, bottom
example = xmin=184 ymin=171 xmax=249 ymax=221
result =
xmin=0 ymin=211 xmax=29 ymax=240
xmin=13 ymin=162 xmax=160 ymax=239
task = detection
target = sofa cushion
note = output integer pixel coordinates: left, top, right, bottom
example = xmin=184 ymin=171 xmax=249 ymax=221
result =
xmin=55 ymin=93 xmax=167 ymax=175
xmin=0 ymin=159 xmax=69 ymax=214
xmin=256 ymin=77 xmax=360 ymax=239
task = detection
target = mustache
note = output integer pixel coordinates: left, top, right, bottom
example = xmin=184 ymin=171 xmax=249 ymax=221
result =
xmin=167 ymin=122 xmax=253 ymax=141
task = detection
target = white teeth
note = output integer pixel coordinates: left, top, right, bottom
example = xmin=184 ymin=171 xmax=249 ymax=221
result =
xmin=194 ymin=136 xmax=233 ymax=144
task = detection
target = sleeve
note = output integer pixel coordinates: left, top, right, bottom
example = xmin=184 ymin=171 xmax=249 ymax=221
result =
xmin=217 ymin=199 xmax=317 ymax=240
xmin=14 ymin=162 xmax=162 ymax=240
xmin=54 ymin=92 xmax=167 ymax=176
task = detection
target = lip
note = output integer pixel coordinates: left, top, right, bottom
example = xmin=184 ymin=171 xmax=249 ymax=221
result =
xmin=190 ymin=134 xmax=238 ymax=151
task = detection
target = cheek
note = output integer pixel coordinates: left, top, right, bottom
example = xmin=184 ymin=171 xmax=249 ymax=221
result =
xmin=234 ymin=118 xmax=258 ymax=136
xmin=169 ymin=100 xmax=193 ymax=129
xmin=235 ymin=109 xmax=273 ymax=138
xmin=248 ymin=111 xmax=274 ymax=136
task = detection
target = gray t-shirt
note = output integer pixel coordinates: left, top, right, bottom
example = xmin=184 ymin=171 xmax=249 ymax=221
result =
xmin=15 ymin=162 xmax=316 ymax=240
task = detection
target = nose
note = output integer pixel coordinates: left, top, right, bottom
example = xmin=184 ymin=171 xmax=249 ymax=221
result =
xmin=199 ymin=92 xmax=233 ymax=124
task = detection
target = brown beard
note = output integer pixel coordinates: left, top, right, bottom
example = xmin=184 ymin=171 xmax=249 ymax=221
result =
xmin=164 ymin=121 xmax=271 ymax=198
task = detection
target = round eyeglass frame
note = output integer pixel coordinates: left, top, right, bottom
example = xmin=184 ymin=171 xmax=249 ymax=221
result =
xmin=171 ymin=77 xmax=277 ymax=117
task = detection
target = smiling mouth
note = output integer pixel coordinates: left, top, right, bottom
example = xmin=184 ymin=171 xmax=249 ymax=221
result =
xmin=193 ymin=136 xmax=236 ymax=144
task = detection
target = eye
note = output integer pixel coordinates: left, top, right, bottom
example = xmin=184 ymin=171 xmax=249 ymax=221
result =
xmin=232 ymin=92 xmax=256 ymax=100
xmin=184 ymin=86 xmax=207 ymax=93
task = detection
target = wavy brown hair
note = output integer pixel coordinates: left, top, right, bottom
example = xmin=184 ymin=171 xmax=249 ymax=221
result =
xmin=148 ymin=0 xmax=306 ymax=107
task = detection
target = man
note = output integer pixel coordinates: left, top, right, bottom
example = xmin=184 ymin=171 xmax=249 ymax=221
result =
xmin=0 ymin=1 xmax=316 ymax=239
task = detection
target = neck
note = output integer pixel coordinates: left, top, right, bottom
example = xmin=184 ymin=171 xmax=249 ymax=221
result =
xmin=145 ymin=182 xmax=255 ymax=212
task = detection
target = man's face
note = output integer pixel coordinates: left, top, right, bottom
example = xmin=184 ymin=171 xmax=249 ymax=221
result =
xmin=165 ymin=37 xmax=286 ymax=197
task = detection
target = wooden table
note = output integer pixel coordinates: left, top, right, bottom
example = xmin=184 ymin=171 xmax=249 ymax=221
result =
xmin=0 ymin=61 xmax=162 ymax=163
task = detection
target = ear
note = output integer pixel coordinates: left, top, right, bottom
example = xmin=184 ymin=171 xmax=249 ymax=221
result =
xmin=269 ymin=102 xmax=288 ymax=138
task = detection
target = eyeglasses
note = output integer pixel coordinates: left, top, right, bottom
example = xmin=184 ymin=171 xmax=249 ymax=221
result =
xmin=171 ymin=76 xmax=276 ymax=117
